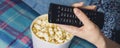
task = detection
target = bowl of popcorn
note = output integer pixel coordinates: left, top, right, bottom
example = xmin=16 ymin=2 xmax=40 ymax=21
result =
xmin=30 ymin=14 xmax=73 ymax=48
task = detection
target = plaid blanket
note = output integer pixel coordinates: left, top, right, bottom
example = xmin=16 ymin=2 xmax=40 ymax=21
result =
xmin=0 ymin=0 xmax=39 ymax=48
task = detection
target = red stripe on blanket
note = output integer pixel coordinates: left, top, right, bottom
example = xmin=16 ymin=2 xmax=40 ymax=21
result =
xmin=0 ymin=0 xmax=15 ymax=14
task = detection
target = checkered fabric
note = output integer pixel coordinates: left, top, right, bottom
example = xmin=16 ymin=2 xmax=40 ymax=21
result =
xmin=0 ymin=0 xmax=39 ymax=48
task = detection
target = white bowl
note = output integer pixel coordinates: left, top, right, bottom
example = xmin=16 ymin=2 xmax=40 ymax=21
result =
xmin=30 ymin=14 xmax=74 ymax=48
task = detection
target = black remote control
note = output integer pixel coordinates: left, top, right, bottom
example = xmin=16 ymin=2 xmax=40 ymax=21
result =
xmin=48 ymin=3 xmax=104 ymax=29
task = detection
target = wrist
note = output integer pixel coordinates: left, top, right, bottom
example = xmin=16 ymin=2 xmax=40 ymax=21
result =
xmin=94 ymin=35 xmax=120 ymax=48
xmin=105 ymin=37 xmax=120 ymax=48
xmin=94 ymin=36 xmax=106 ymax=48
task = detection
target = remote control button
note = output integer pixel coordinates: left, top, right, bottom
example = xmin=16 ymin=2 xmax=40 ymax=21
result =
xmin=60 ymin=18 xmax=63 ymax=22
xmin=58 ymin=15 xmax=60 ymax=17
xmin=79 ymin=22 xmax=82 ymax=25
xmin=69 ymin=19 xmax=71 ymax=23
xmin=61 ymin=7 xmax=64 ymax=11
xmin=49 ymin=19 xmax=52 ymax=22
xmin=70 ymin=8 xmax=72 ymax=12
xmin=61 ymin=13 xmax=63 ymax=17
xmin=67 ymin=8 xmax=70 ymax=12
xmin=72 ymin=15 xmax=75 ymax=18
xmin=56 ymin=18 xmax=60 ymax=22
xmin=64 ymin=13 xmax=66 ymax=17
xmin=64 ymin=8 xmax=66 ymax=11
xmin=66 ymin=19 xmax=68 ymax=23
xmin=58 ymin=6 xmax=60 ymax=9
xmin=72 ymin=20 xmax=75 ymax=24
xmin=67 ymin=14 xmax=69 ymax=17
xmin=70 ymin=14 xmax=73 ymax=18
xmin=74 ymin=20 xmax=77 ymax=24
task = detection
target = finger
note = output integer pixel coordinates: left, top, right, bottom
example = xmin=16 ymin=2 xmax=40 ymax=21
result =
xmin=72 ymin=2 xmax=96 ymax=10
xmin=57 ymin=24 xmax=80 ymax=34
xmin=74 ymin=8 xmax=93 ymax=26
xmin=72 ymin=2 xmax=84 ymax=7
xmin=81 ymin=5 xmax=96 ymax=10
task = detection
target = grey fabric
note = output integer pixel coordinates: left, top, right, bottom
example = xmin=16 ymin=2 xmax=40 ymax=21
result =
xmin=90 ymin=0 xmax=120 ymax=44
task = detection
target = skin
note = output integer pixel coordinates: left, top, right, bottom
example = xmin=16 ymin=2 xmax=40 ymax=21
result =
xmin=57 ymin=2 xmax=120 ymax=48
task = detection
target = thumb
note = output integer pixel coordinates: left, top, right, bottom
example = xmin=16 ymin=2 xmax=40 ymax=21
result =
xmin=57 ymin=24 xmax=81 ymax=34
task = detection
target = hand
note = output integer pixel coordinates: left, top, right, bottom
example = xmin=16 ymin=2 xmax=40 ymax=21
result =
xmin=57 ymin=2 xmax=120 ymax=48
xmin=57 ymin=2 xmax=106 ymax=48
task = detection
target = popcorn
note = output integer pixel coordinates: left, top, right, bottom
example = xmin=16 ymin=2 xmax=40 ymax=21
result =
xmin=32 ymin=14 xmax=73 ymax=44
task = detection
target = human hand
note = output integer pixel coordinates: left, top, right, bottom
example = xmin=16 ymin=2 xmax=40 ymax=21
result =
xmin=57 ymin=2 xmax=106 ymax=48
